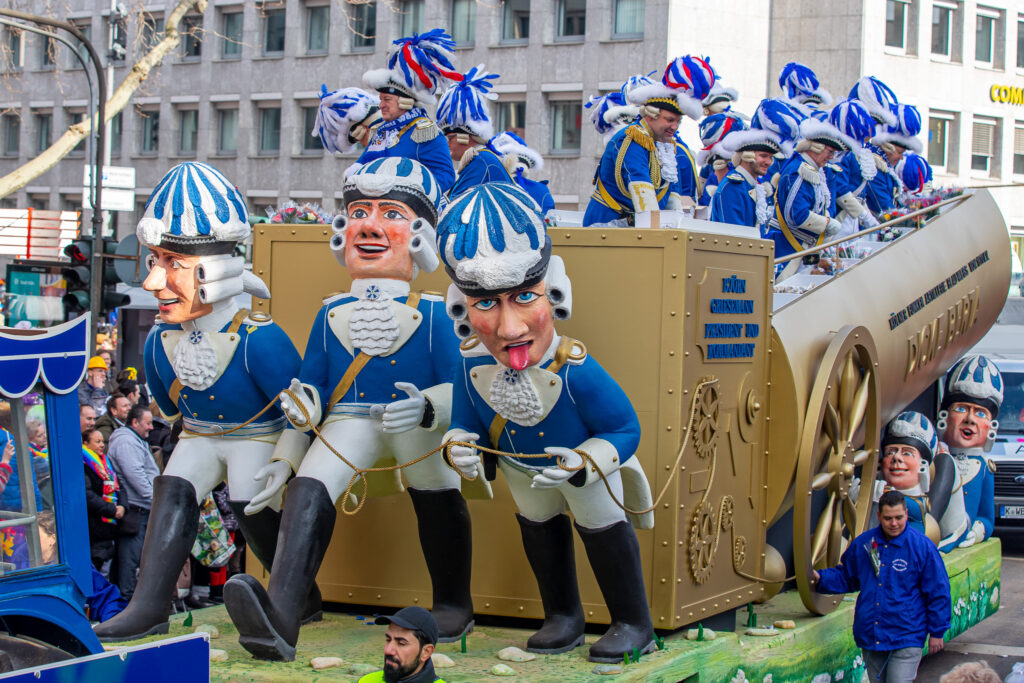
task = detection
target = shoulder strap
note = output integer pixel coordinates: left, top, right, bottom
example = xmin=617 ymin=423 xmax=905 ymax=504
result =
xmin=169 ymin=378 xmax=184 ymax=407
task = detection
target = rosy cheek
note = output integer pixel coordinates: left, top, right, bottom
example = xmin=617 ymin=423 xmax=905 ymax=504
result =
xmin=385 ymin=224 xmax=411 ymax=252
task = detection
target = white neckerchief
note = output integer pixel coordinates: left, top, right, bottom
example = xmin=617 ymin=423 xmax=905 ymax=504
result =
xmin=487 ymin=335 xmax=561 ymax=427
xmin=173 ymin=301 xmax=239 ymax=390
xmin=348 ymin=279 xmax=407 ymax=356
xmin=655 ymin=141 xmax=679 ymax=184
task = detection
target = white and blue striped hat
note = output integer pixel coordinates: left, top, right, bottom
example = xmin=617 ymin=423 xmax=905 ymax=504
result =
xmin=585 ymin=91 xmax=639 ymax=136
xmin=137 ymin=162 xmax=249 ymax=255
xmin=697 ymin=112 xmax=745 ymax=165
xmin=897 ymin=152 xmax=932 ymax=193
xmin=828 ymin=98 xmax=876 ymax=146
xmin=871 ymin=103 xmax=923 ymax=153
xmin=489 ymin=131 xmax=544 ymax=170
xmin=943 ymin=355 xmax=1004 ymax=417
xmin=436 ymin=182 xmax=550 ymax=297
xmin=749 ymin=98 xmax=804 ymax=156
xmin=620 ymin=72 xmax=657 ymax=100
xmin=314 ymin=86 xmax=382 ymax=154
xmin=436 ymin=65 xmax=500 ymax=140
xmin=778 ymin=62 xmax=833 ymax=107
xmin=626 ymin=56 xmax=716 ymax=120
xmin=343 ymin=156 xmax=444 ymax=225
xmin=363 ymin=29 xmax=461 ymax=106
xmin=848 ymin=76 xmax=898 ymax=127
xmin=883 ymin=411 xmax=939 ymax=462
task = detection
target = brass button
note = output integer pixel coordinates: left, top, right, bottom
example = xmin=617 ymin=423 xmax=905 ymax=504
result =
xmin=218 ymin=414 xmax=224 ymax=420
xmin=509 ymin=429 xmax=516 ymax=435
xmin=471 ymin=372 xmax=477 ymax=378
xmin=330 ymin=312 xmax=335 ymax=318
xmin=391 ymin=393 xmax=397 ymax=399
xmin=412 ymin=314 xmax=419 ymax=320
xmin=550 ymin=380 xmax=556 ymax=386
xmin=359 ymin=392 xmax=365 ymax=398
xmin=193 ymin=412 xmax=198 ymax=417
xmin=390 ymin=360 xmax=396 ymax=365
xmin=209 ymin=395 xmax=215 ymax=401
xmin=538 ymin=432 xmax=544 ymax=438
xmin=229 ymin=335 xmax=235 ymax=341
xmin=183 ymin=394 xmax=188 ymax=399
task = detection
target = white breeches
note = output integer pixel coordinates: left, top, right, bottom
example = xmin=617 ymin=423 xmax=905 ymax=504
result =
xmin=163 ymin=434 xmax=280 ymax=507
xmin=295 ymin=417 xmax=460 ymax=503
xmin=500 ymin=460 xmax=627 ymax=530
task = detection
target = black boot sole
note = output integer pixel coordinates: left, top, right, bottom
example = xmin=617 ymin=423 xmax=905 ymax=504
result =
xmin=587 ymin=638 xmax=655 ymax=663
xmin=526 ymin=633 xmax=585 ymax=655
xmin=436 ymin=619 xmax=474 ymax=644
xmin=95 ymin=620 xmax=169 ymax=643
xmin=224 ymin=578 xmax=296 ymax=661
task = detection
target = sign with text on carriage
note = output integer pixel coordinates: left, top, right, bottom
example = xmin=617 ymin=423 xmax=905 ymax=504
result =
xmin=696 ymin=267 xmax=763 ymax=363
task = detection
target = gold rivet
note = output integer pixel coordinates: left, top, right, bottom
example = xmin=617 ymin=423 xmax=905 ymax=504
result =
xmin=601 ymin=234 xmax=606 ymax=239
xmin=330 ymin=312 xmax=335 ymax=317
xmin=413 ymin=314 xmax=419 ymax=319
xmin=588 ymin=611 xmax=594 ymax=617
xmin=660 ymin=578 xmax=667 ymax=583
xmin=611 ymin=456 xmax=616 ymax=462
xmin=637 ymin=234 xmax=643 ymax=240
xmin=667 ymin=426 xmax=672 ymax=431
xmin=485 ymin=602 xmax=491 ymax=608
xmin=377 ymin=594 xmax=382 ymax=599
xmin=258 ymin=270 xmax=264 ymax=275
xmin=550 ymin=380 xmax=556 ymax=385
xmin=591 ymin=466 xmax=597 ymax=472
xmin=471 ymin=371 xmax=477 ymax=378
xmin=672 ymin=273 xmax=678 ymax=278
xmin=291 ymin=229 xmax=296 ymax=235
xmin=669 ymin=351 xmax=675 ymax=356
xmin=673 ymin=234 xmax=678 ymax=240
xmin=259 ymin=230 xmax=265 ymax=235
xmin=413 ymin=597 xmax=419 ymax=603
xmin=390 ymin=360 xmax=396 ymax=365
xmin=518 ymin=606 xmax=524 ymax=611
xmin=670 ymin=311 xmax=676 ymax=316
xmin=348 ymin=592 xmax=353 ymax=597
xmin=667 ymin=389 xmax=673 ymax=394
xmin=661 ymin=541 xmax=668 ymax=547
xmin=230 ymin=335 xmax=235 ymax=341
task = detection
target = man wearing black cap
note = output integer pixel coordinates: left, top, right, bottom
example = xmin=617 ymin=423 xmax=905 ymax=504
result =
xmin=360 ymin=606 xmax=445 ymax=683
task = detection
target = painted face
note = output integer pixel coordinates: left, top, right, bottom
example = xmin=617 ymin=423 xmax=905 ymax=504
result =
xmin=142 ymin=247 xmax=212 ymax=324
xmin=944 ymin=401 xmax=993 ymax=449
xmin=878 ymin=503 xmax=908 ymax=539
xmin=378 ymin=93 xmax=402 ymax=122
xmin=344 ymin=199 xmax=416 ymax=281
xmin=880 ymin=443 xmax=923 ymax=490
xmin=382 ymin=624 xmax=431 ymax=682
xmin=466 ymin=282 xmax=554 ymax=371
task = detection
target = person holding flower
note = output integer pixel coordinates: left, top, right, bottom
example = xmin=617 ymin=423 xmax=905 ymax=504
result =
xmin=813 ymin=490 xmax=951 ymax=682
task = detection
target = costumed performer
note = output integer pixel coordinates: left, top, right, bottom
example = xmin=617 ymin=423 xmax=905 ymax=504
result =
xmin=313 ymin=86 xmax=383 ymax=170
xmin=778 ymin=61 xmax=833 ymax=117
xmin=696 ymin=111 xmax=745 ymax=211
xmin=489 ymin=131 xmax=555 ymax=215
xmin=866 ymin=102 xmax=923 ymax=217
xmin=709 ymin=112 xmax=782 ymax=234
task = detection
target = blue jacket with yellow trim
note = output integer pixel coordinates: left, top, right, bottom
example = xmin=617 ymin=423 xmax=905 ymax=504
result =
xmin=357 ymin=114 xmax=456 ymax=195
xmin=710 ymin=169 xmax=757 ymax=229
xmin=774 ymin=153 xmax=832 ymax=247
xmin=449 ymin=148 xmax=513 ymax=200
xmin=144 ymin=314 xmax=298 ymax=429
xmin=583 ymin=120 xmax=671 ymax=225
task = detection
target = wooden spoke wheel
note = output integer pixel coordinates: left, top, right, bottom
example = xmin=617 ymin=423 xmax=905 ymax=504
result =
xmin=793 ymin=325 xmax=881 ymax=615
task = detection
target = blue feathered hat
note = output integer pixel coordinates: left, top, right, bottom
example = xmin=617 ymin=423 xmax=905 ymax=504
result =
xmin=697 ymin=112 xmax=745 ymax=165
xmin=436 ymin=182 xmax=550 ymax=297
xmin=778 ymin=62 xmax=833 ymax=107
xmin=828 ymin=98 xmax=876 ymax=146
xmin=848 ymin=76 xmax=898 ymax=127
xmin=138 ymin=162 xmax=249 ymax=255
xmin=882 ymin=411 xmax=939 ymax=463
xmin=798 ymin=117 xmax=856 ymax=152
xmin=871 ymin=103 xmax=923 ymax=153
xmin=620 ymin=72 xmax=657 ymax=100
xmin=942 ymin=355 xmax=1004 ymax=417
xmin=314 ymin=86 xmax=382 ymax=154
xmin=436 ymin=64 xmax=499 ymax=140
xmin=748 ymin=98 xmax=804 ymax=157
xmin=489 ymin=131 xmax=544 ymax=171
xmin=626 ymin=56 xmax=716 ymax=120
xmin=585 ymin=91 xmax=639 ymax=136
xmin=363 ymin=29 xmax=461 ymax=106
xmin=343 ymin=156 xmax=444 ymax=226
xmin=702 ymin=79 xmax=739 ymax=115
xmin=897 ymin=152 xmax=932 ymax=193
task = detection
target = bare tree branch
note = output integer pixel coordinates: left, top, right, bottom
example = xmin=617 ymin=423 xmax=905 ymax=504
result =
xmin=0 ymin=0 xmax=208 ymax=199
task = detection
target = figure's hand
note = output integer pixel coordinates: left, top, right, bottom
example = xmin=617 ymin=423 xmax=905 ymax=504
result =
xmin=531 ymin=447 xmax=584 ymax=489
xmin=958 ymin=528 xmax=978 ymax=548
xmin=928 ymin=636 xmax=945 ymax=655
xmin=970 ymin=520 xmax=986 ymax=541
xmin=447 ymin=432 xmax=482 ymax=480
xmin=279 ymin=379 xmax=315 ymax=428
xmin=812 ymin=569 xmax=820 ymax=583
xmin=824 ymin=218 xmax=842 ymax=238
xmin=1 ymin=440 xmax=12 ymax=464
xmin=381 ymin=382 xmax=426 ymax=434
xmin=848 ymin=476 xmax=861 ymax=503
xmin=859 ymin=211 xmax=879 ymax=229
xmin=115 ymin=505 xmax=125 ymax=520
xmin=245 ymin=461 xmax=293 ymax=514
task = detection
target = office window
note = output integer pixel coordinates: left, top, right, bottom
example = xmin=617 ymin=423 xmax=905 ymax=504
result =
xmin=351 ymin=2 xmax=376 ymax=50
xmin=302 ymin=106 xmax=324 ymax=152
xmin=35 ymin=113 xmax=51 ymax=152
xmin=109 ymin=14 xmax=126 ymax=61
xmin=217 ymin=108 xmax=238 ymax=154
xmin=557 ymin=0 xmax=586 ymax=38
xmin=182 ymin=15 xmax=202 ymax=59
xmin=976 ymin=10 xmax=995 ymax=63
xmin=5 ymin=28 xmax=22 ymax=70
xmin=2 ymin=114 xmax=19 ymax=156
xmin=496 ymin=101 xmax=526 ymax=138
xmin=1018 ymin=17 xmax=1024 ymax=69
xmin=401 ymin=0 xmax=424 ymax=36
xmin=259 ymin=107 xmax=282 ymax=153
xmin=141 ymin=15 xmax=164 ymax=50
xmin=550 ymin=101 xmax=581 ymax=153
xmin=502 ymin=0 xmax=530 ymax=42
xmin=222 ymin=12 xmax=243 ymax=58
xmin=68 ymin=111 xmax=85 ymax=155
xmin=1012 ymin=125 xmax=1024 ymax=176
xmin=928 ymin=116 xmax=950 ymax=169
xmin=971 ymin=119 xmax=995 ymax=172
xmin=263 ymin=9 xmax=286 ymax=55
xmin=71 ymin=23 xmax=91 ymax=67
xmin=40 ymin=34 xmax=56 ymax=67
xmin=139 ymin=109 xmax=159 ymax=154
xmin=613 ymin=0 xmax=643 ymax=37
xmin=886 ymin=0 xmax=908 ymax=49
xmin=110 ymin=112 xmax=122 ymax=155
xmin=307 ymin=5 xmax=329 ymax=53
xmin=932 ymin=3 xmax=952 ymax=56
xmin=450 ymin=0 xmax=476 ymax=45
xmin=179 ymin=109 xmax=198 ymax=154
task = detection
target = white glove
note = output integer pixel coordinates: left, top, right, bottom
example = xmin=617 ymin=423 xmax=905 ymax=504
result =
xmin=859 ymin=211 xmax=879 ymax=228
xmin=380 ymin=382 xmax=426 ymax=434
xmin=958 ymin=528 xmax=978 ymax=549
xmin=970 ymin=520 xmax=986 ymax=541
xmin=244 ymin=460 xmax=292 ymax=514
xmin=279 ymin=378 xmax=316 ymax=428
xmin=530 ymin=447 xmax=584 ymax=490
xmin=824 ymin=217 xmax=842 ymax=238
xmin=447 ymin=431 xmax=482 ymax=480
xmin=848 ymin=476 xmax=861 ymax=504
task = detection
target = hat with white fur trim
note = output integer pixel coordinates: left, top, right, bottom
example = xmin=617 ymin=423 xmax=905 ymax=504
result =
xmin=625 ymin=55 xmax=716 ymax=121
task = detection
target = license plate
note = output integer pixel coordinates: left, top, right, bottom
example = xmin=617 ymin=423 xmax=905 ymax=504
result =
xmin=1002 ymin=505 xmax=1024 ymax=519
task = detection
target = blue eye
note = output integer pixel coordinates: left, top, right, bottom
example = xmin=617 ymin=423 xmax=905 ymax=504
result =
xmin=473 ymin=299 xmax=496 ymax=311
xmin=514 ymin=291 xmax=539 ymax=304
xmin=952 ymin=406 xmax=967 ymax=413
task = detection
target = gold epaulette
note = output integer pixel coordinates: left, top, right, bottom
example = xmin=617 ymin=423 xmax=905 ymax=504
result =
xmin=411 ymin=118 xmax=439 ymax=143
xmin=625 ymin=124 xmax=656 ymax=152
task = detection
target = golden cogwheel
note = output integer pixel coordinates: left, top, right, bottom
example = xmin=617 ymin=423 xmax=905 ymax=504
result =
xmin=692 ymin=382 xmax=720 ymax=460
xmin=733 ymin=536 xmax=747 ymax=569
xmin=688 ymin=501 xmax=716 ymax=584
xmin=720 ymin=496 xmax=734 ymax=532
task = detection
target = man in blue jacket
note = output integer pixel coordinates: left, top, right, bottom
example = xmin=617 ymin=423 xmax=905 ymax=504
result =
xmin=814 ymin=490 xmax=951 ymax=682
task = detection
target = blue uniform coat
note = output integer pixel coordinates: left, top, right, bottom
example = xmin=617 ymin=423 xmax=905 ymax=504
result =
xmin=357 ymin=110 xmax=456 ymax=195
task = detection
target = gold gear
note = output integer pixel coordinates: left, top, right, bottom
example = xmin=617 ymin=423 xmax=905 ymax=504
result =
xmin=692 ymin=380 xmax=720 ymax=460
xmin=733 ymin=536 xmax=747 ymax=569
xmin=688 ymin=501 xmax=716 ymax=584
xmin=720 ymin=495 xmax=734 ymax=531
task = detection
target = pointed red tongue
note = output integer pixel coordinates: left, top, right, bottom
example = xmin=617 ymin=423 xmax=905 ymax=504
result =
xmin=508 ymin=343 xmax=531 ymax=371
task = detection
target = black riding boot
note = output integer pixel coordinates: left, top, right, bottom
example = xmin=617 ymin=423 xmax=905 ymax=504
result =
xmin=227 ymin=502 xmax=322 ymax=624
xmin=407 ymin=487 xmax=474 ymax=642
xmin=576 ymin=520 xmax=656 ymax=663
xmin=94 ymin=476 xmax=200 ymax=642
xmin=224 ymin=477 xmax=336 ymax=661
xmin=518 ymin=514 xmax=585 ymax=653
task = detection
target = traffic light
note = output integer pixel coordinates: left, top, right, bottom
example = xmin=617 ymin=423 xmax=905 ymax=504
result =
xmin=62 ymin=238 xmax=130 ymax=320
xmin=108 ymin=5 xmax=128 ymax=61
